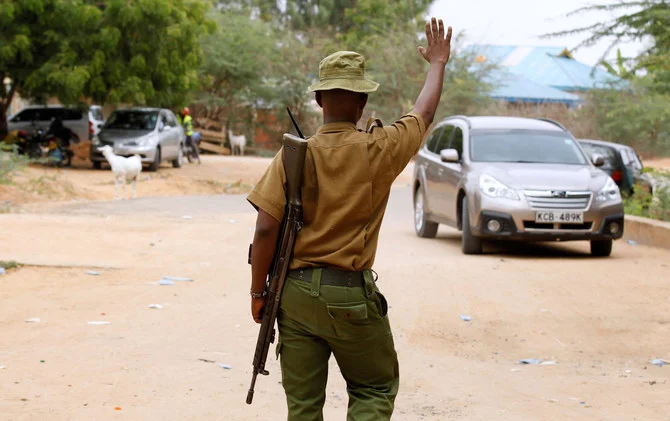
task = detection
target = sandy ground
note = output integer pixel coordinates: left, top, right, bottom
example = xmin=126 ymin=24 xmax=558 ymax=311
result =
xmin=0 ymin=156 xmax=275 ymax=209
xmin=646 ymin=158 xmax=670 ymax=172
xmin=1 ymin=156 xmax=669 ymax=420
xmin=1 ymin=154 xmax=415 ymax=211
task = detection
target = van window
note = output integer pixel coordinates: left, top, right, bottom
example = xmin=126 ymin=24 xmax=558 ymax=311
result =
xmin=10 ymin=109 xmax=41 ymax=122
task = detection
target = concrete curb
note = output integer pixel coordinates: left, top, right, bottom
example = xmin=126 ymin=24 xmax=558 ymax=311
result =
xmin=623 ymin=215 xmax=670 ymax=250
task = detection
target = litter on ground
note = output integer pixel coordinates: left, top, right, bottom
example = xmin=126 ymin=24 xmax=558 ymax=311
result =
xmin=86 ymin=270 xmax=100 ymax=276
xmin=459 ymin=314 xmax=472 ymax=322
xmin=162 ymin=276 xmax=193 ymax=282
xmin=148 ymin=304 xmax=163 ymax=309
xmin=87 ymin=321 xmax=111 ymax=325
xmin=24 ymin=318 xmax=41 ymax=323
xmin=219 ymin=363 xmax=232 ymax=370
xmin=159 ymin=279 xmax=175 ymax=286
xmin=650 ymin=359 xmax=668 ymax=367
xmin=0 ymin=268 xmax=6 ymax=275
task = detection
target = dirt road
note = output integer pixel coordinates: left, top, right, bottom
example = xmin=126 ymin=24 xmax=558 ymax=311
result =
xmin=1 ymin=158 xmax=669 ymax=420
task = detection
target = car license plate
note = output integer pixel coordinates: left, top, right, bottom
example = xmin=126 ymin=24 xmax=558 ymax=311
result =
xmin=535 ymin=211 xmax=584 ymax=224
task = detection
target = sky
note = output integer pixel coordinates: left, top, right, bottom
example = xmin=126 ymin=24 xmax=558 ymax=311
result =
xmin=429 ymin=0 xmax=646 ymax=66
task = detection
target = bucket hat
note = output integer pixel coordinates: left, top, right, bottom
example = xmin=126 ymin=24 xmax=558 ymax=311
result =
xmin=308 ymin=51 xmax=379 ymax=93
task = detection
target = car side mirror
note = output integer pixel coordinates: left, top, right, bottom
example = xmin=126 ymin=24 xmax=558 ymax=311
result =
xmin=440 ymin=148 xmax=460 ymax=163
xmin=591 ymin=154 xmax=605 ymax=167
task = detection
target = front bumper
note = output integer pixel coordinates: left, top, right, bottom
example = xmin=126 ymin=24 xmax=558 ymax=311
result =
xmin=90 ymin=143 xmax=156 ymax=163
xmin=469 ymin=194 xmax=624 ymax=241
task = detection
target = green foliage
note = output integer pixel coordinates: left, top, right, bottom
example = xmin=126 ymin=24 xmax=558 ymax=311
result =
xmin=581 ymin=85 xmax=670 ymax=157
xmin=545 ymin=1 xmax=670 ymax=94
xmin=0 ymin=0 xmax=212 ymax=136
xmin=0 ymin=260 xmax=21 ymax=270
xmin=0 ymin=142 xmax=29 ymax=184
xmin=624 ymin=172 xmax=670 ymax=222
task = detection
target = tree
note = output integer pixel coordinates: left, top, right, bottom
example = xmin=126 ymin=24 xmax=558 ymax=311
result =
xmin=545 ymin=0 xmax=670 ymax=93
xmin=0 ymin=0 xmax=211 ymax=138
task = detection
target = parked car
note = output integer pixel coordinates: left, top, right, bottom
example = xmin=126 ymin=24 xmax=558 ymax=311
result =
xmin=88 ymin=105 xmax=106 ymax=139
xmin=90 ymin=108 xmax=186 ymax=171
xmin=578 ymin=139 xmax=653 ymax=196
xmin=412 ymin=116 xmax=624 ymax=257
xmin=7 ymin=105 xmax=92 ymax=143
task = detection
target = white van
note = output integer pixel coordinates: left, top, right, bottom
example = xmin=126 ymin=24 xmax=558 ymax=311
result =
xmin=7 ymin=105 xmax=105 ymax=141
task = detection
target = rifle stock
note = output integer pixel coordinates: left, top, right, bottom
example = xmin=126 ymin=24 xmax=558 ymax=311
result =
xmin=246 ymin=133 xmax=308 ymax=404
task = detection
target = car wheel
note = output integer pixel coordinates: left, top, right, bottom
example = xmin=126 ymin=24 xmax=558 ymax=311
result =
xmin=149 ymin=147 xmax=161 ymax=172
xmin=461 ymin=199 xmax=483 ymax=255
xmin=414 ymin=187 xmax=438 ymax=238
xmin=590 ymin=239 xmax=612 ymax=257
xmin=92 ymin=160 xmax=102 ymax=170
xmin=172 ymin=144 xmax=184 ymax=168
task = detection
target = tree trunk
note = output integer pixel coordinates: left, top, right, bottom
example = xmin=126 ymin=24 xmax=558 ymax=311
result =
xmin=0 ymin=104 xmax=8 ymax=140
xmin=0 ymin=80 xmax=17 ymax=140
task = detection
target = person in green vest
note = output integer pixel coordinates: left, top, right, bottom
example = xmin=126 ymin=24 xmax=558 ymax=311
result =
xmin=182 ymin=107 xmax=201 ymax=164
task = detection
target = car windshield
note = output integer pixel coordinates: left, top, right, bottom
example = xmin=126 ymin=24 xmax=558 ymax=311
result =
xmin=579 ymin=143 xmax=619 ymax=169
xmin=470 ymin=130 xmax=588 ymax=165
xmin=105 ymin=111 xmax=158 ymax=130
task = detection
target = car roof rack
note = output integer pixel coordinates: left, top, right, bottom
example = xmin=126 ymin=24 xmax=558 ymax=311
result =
xmin=445 ymin=115 xmax=472 ymax=128
xmin=536 ymin=118 xmax=568 ymax=132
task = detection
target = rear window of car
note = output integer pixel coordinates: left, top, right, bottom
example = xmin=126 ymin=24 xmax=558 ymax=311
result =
xmin=579 ymin=143 xmax=619 ymax=169
xmin=105 ymin=110 xmax=159 ymax=130
xmin=90 ymin=108 xmax=104 ymax=121
xmin=471 ymin=130 xmax=588 ymax=165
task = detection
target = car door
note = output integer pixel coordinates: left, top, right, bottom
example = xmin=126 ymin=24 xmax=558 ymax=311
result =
xmin=158 ymin=111 xmax=176 ymax=158
xmin=425 ymin=124 xmax=455 ymax=219
xmin=437 ymin=125 xmax=466 ymax=222
xmin=166 ymin=112 xmax=181 ymax=155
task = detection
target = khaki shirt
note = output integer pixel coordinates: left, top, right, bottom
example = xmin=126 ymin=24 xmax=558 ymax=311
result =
xmin=247 ymin=113 xmax=426 ymax=271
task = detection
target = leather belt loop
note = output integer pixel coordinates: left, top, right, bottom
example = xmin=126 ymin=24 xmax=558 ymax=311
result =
xmin=310 ymin=268 xmax=322 ymax=297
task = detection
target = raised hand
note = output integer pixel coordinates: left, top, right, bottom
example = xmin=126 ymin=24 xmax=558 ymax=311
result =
xmin=418 ymin=18 xmax=453 ymax=66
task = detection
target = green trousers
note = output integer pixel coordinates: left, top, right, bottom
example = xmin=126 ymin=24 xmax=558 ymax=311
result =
xmin=277 ymin=269 xmax=399 ymax=421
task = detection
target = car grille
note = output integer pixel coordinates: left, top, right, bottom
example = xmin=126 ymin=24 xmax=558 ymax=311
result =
xmin=523 ymin=190 xmax=592 ymax=210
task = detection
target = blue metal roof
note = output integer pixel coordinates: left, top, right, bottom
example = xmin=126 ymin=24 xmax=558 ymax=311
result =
xmin=486 ymin=71 xmax=582 ymax=105
xmin=470 ymin=45 xmax=624 ymax=92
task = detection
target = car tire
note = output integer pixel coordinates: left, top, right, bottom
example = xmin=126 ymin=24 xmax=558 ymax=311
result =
xmin=414 ymin=187 xmax=438 ymax=238
xmin=172 ymin=144 xmax=184 ymax=168
xmin=590 ymin=239 xmax=612 ymax=257
xmin=148 ymin=147 xmax=161 ymax=172
xmin=92 ymin=160 xmax=102 ymax=170
xmin=461 ymin=199 xmax=483 ymax=255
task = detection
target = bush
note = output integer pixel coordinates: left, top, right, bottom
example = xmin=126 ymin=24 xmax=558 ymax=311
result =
xmin=0 ymin=142 xmax=29 ymax=184
xmin=624 ymin=170 xmax=670 ymax=222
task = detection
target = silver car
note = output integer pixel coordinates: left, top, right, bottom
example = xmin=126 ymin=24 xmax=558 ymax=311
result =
xmin=413 ymin=116 xmax=624 ymax=257
xmin=90 ymin=108 xmax=185 ymax=171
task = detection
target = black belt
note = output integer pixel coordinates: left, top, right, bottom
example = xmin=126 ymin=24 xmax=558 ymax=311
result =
xmin=287 ymin=267 xmax=365 ymax=288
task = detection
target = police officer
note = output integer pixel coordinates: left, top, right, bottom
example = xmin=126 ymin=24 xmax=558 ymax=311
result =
xmin=247 ymin=18 xmax=452 ymax=421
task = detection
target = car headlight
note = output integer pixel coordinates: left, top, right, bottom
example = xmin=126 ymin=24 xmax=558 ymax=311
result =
xmin=596 ymin=177 xmax=621 ymax=202
xmin=479 ymin=174 xmax=519 ymax=200
xmin=139 ymin=136 xmax=155 ymax=147
xmin=91 ymin=136 xmax=100 ymax=146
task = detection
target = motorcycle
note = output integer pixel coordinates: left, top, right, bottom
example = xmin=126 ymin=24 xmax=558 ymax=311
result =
xmin=23 ymin=123 xmax=76 ymax=167
xmin=184 ymin=131 xmax=202 ymax=163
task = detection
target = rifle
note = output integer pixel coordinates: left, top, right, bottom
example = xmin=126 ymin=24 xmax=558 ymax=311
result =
xmin=246 ymin=112 xmax=308 ymax=405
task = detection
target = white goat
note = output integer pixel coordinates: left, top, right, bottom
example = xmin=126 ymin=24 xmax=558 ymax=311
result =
xmin=97 ymin=145 xmax=142 ymax=200
xmin=228 ymin=129 xmax=247 ymax=156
